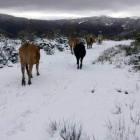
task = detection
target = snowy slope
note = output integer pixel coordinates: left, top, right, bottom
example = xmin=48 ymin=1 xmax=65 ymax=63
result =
xmin=0 ymin=40 xmax=140 ymax=140
xmin=1 ymin=14 xmax=140 ymax=37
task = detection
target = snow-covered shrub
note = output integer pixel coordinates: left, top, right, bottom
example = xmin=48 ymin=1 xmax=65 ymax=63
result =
xmin=44 ymin=119 xmax=91 ymax=140
xmin=129 ymin=55 xmax=140 ymax=71
xmin=0 ymin=44 xmax=19 ymax=67
xmin=43 ymin=42 xmax=65 ymax=55
xmin=78 ymin=38 xmax=86 ymax=45
xmin=106 ymin=117 xmax=140 ymax=140
xmin=55 ymin=37 xmax=68 ymax=44
xmin=64 ymin=44 xmax=69 ymax=50
xmin=93 ymin=42 xmax=140 ymax=70
xmin=39 ymin=43 xmax=47 ymax=49
xmin=93 ymin=46 xmax=123 ymax=65
xmin=0 ymin=50 xmax=7 ymax=65
xmin=17 ymin=30 xmax=37 ymax=43
xmin=43 ymin=43 xmax=55 ymax=55
xmin=44 ymin=120 xmax=58 ymax=137
xmin=125 ymin=42 xmax=140 ymax=71
xmin=55 ymin=44 xmax=64 ymax=52
xmin=3 ymin=46 xmax=19 ymax=63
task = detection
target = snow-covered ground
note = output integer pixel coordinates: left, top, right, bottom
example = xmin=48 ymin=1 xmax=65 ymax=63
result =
xmin=0 ymin=40 xmax=140 ymax=140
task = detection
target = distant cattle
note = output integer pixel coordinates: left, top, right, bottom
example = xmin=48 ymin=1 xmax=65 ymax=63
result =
xmin=74 ymin=43 xmax=86 ymax=69
xmin=68 ymin=38 xmax=78 ymax=54
xmin=97 ymin=34 xmax=103 ymax=44
xmin=19 ymin=42 xmax=40 ymax=86
xmin=86 ymin=35 xmax=95 ymax=49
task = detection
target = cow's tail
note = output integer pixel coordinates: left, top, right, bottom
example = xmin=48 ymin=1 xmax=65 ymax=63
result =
xmin=26 ymin=64 xmax=29 ymax=76
xmin=98 ymin=38 xmax=101 ymax=44
xmin=72 ymin=42 xmax=74 ymax=49
xmin=90 ymin=37 xmax=92 ymax=43
xmin=71 ymin=42 xmax=74 ymax=54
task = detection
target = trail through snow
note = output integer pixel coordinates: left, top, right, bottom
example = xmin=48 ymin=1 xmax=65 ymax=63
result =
xmin=0 ymin=40 xmax=140 ymax=140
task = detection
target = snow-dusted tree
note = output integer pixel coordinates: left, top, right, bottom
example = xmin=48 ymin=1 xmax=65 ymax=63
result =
xmin=17 ymin=27 xmax=37 ymax=43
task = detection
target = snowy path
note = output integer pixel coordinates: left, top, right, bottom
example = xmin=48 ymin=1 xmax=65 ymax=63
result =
xmin=0 ymin=40 xmax=140 ymax=140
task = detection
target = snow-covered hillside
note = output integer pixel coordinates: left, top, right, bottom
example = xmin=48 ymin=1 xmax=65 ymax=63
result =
xmin=0 ymin=40 xmax=140 ymax=140
xmin=1 ymin=14 xmax=140 ymax=37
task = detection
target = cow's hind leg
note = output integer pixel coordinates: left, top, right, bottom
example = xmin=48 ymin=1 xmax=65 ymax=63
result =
xmin=80 ymin=57 xmax=83 ymax=69
xmin=36 ymin=62 xmax=40 ymax=76
xmin=76 ymin=57 xmax=80 ymax=69
xmin=26 ymin=64 xmax=33 ymax=78
xmin=90 ymin=43 xmax=93 ymax=49
xmin=21 ymin=62 xmax=26 ymax=86
xmin=28 ymin=63 xmax=33 ymax=85
xmin=89 ymin=44 xmax=91 ymax=49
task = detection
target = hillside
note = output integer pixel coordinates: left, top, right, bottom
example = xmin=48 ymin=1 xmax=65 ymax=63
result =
xmin=0 ymin=14 xmax=140 ymax=37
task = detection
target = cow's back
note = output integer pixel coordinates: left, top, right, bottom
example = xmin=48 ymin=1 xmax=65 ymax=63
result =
xmin=74 ymin=44 xmax=86 ymax=58
xmin=27 ymin=44 xmax=38 ymax=64
xmin=101 ymin=34 xmax=103 ymax=41
xmin=73 ymin=39 xmax=78 ymax=49
xmin=69 ymin=38 xmax=78 ymax=49
xmin=86 ymin=36 xmax=91 ymax=44
xmin=90 ymin=35 xmax=95 ymax=42
xmin=19 ymin=42 xmax=40 ymax=64
xmin=19 ymin=42 xmax=29 ymax=63
xmin=68 ymin=38 xmax=73 ymax=46
xmin=98 ymin=34 xmax=103 ymax=41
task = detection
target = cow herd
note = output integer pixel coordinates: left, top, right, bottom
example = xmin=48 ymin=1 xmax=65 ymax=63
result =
xmin=19 ymin=34 xmax=103 ymax=85
xmin=68 ymin=34 xmax=103 ymax=70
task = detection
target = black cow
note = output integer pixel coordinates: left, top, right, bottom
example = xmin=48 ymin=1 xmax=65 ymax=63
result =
xmin=74 ymin=43 xmax=86 ymax=69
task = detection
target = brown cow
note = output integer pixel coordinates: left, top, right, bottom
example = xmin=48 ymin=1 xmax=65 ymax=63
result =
xmin=19 ymin=42 xmax=40 ymax=86
xmin=97 ymin=34 xmax=103 ymax=44
xmin=86 ymin=35 xmax=95 ymax=49
xmin=68 ymin=38 xmax=78 ymax=55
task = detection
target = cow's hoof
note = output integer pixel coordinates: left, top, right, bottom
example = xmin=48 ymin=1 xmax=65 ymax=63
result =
xmin=37 ymin=73 xmax=40 ymax=76
xmin=22 ymin=80 xmax=26 ymax=86
xmin=28 ymin=80 xmax=31 ymax=85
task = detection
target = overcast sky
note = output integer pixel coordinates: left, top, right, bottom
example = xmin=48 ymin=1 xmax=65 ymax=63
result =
xmin=0 ymin=0 xmax=140 ymax=19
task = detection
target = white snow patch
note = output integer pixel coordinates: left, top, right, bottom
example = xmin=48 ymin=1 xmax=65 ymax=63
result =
xmin=0 ymin=39 xmax=140 ymax=140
